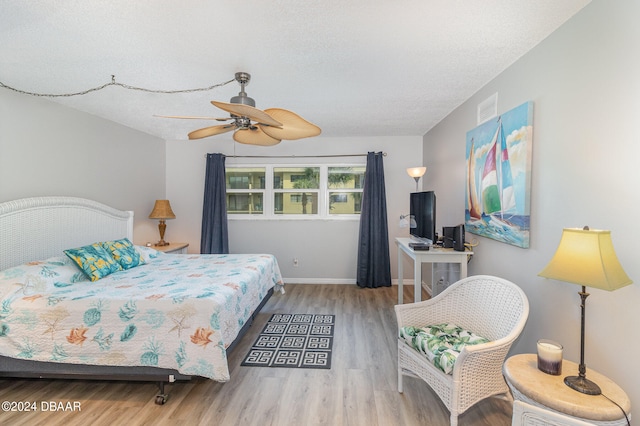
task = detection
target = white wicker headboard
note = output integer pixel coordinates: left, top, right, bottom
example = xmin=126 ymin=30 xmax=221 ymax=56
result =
xmin=0 ymin=196 xmax=134 ymax=271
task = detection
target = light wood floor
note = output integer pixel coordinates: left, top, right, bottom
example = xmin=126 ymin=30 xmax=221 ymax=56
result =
xmin=0 ymin=284 xmax=512 ymax=425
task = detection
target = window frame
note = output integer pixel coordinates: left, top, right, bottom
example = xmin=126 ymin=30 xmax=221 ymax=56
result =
xmin=225 ymin=163 xmax=365 ymax=220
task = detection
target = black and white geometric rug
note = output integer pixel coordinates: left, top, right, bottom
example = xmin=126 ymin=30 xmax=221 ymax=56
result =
xmin=241 ymin=313 xmax=335 ymax=369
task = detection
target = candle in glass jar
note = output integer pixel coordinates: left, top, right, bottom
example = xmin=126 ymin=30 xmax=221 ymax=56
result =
xmin=537 ymin=339 xmax=563 ymax=375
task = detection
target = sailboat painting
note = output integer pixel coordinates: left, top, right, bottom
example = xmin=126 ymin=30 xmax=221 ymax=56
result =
xmin=465 ymin=101 xmax=533 ymax=248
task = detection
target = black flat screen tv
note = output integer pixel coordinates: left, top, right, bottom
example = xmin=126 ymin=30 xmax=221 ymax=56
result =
xmin=410 ymin=191 xmax=436 ymax=244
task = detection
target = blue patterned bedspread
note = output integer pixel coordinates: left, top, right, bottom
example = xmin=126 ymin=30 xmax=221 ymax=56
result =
xmin=0 ymin=247 xmax=283 ymax=381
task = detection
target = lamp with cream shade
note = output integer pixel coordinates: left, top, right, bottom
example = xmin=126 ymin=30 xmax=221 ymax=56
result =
xmin=538 ymin=226 xmax=632 ymax=395
xmin=148 ymin=200 xmax=176 ymax=247
xmin=406 ymin=167 xmax=426 ymax=192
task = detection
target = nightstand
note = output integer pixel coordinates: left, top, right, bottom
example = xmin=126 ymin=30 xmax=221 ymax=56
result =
xmin=503 ymin=354 xmax=631 ymax=425
xmin=152 ymin=242 xmax=189 ymax=254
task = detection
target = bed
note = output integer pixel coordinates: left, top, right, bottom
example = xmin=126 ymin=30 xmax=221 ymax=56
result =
xmin=0 ymin=196 xmax=283 ymax=404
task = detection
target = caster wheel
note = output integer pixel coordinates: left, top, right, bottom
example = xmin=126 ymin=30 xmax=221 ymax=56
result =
xmin=155 ymin=394 xmax=167 ymax=405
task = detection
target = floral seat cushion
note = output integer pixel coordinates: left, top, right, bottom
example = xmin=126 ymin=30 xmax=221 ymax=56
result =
xmin=399 ymin=323 xmax=489 ymax=374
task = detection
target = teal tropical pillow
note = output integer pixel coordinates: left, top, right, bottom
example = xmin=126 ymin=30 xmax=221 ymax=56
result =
xmin=64 ymin=243 xmax=122 ymax=281
xmin=399 ymin=323 xmax=489 ymax=374
xmin=101 ymin=238 xmax=145 ymax=270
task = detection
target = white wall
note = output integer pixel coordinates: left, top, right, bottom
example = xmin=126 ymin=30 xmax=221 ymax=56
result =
xmin=424 ymin=0 xmax=639 ymax=406
xmin=0 ymin=89 xmax=166 ymax=243
xmin=166 ymin=135 xmax=423 ymax=282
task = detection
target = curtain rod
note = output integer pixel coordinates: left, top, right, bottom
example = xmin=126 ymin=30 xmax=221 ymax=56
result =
xmin=205 ymin=152 xmax=387 ymax=159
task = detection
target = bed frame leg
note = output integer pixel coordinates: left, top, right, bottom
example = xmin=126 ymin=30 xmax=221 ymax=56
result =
xmin=155 ymin=381 xmax=168 ymax=405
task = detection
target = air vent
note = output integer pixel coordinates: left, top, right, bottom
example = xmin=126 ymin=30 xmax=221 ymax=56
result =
xmin=477 ymin=93 xmax=498 ymax=125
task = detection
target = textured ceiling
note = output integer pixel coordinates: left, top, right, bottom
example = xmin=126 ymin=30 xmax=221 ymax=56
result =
xmin=1 ymin=0 xmax=591 ymax=141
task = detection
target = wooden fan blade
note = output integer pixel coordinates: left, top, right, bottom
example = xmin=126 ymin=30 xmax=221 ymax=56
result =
xmin=155 ymin=115 xmax=230 ymax=121
xmin=212 ymin=101 xmax=282 ymax=127
xmin=260 ymin=108 xmax=321 ymax=140
xmin=188 ymin=124 xmax=235 ymax=140
xmin=233 ymin=127 xmax=281 ymax=146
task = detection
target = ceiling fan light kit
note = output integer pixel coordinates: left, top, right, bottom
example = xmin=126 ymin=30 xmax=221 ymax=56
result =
xmin=162 ymin=72 xmax=320 ymax=146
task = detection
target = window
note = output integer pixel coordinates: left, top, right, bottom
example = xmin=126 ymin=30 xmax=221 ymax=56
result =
xmin=274 ymin=167 xmax=319 ymax=215
xmin=226 ymin=164 xmax=365 ymax=219
xmin=328 ymin=166 xmax=365 ymax=215
xmin=225 ymin=168 xmax=265 ymax=215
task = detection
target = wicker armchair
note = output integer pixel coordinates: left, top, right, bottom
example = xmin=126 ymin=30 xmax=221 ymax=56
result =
xmin=394 ymin=275 xmax=529 ymax=426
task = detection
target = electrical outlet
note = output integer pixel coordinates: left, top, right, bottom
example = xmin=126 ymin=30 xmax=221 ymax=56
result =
xmin=293 ymin=258 xmax=299 ymax=267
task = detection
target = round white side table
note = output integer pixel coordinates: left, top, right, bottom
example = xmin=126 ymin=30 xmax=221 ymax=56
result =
xmin=503 ymin=354 xmax=631 ymax=426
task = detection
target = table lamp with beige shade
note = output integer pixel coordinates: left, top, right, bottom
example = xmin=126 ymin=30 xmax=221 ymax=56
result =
xmin=148 ymin=200 xmax=176 ymax=247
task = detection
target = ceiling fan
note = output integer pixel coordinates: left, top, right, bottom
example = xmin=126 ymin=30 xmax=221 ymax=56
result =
xmin=159 ymin=72 xmax=321 ymax=146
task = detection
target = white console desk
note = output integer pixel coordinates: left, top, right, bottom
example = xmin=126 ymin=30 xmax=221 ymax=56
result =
xmin=395 ymin=237 xmax=473 ymax=304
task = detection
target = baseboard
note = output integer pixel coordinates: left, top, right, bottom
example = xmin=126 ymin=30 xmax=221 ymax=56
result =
xmin=281 ymin=278 xmax=423 ymax=286
xmin=282 ymin=278 xmax=357 ymax=285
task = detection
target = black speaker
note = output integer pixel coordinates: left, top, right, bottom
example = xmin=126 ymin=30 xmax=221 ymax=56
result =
xmin=443 ymin=225 xmax=465 ymax=251
xmin=442 ymin=226 xmax=455 ymax=248
xmin=453 ymin=224 xmax=465 ymax=251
